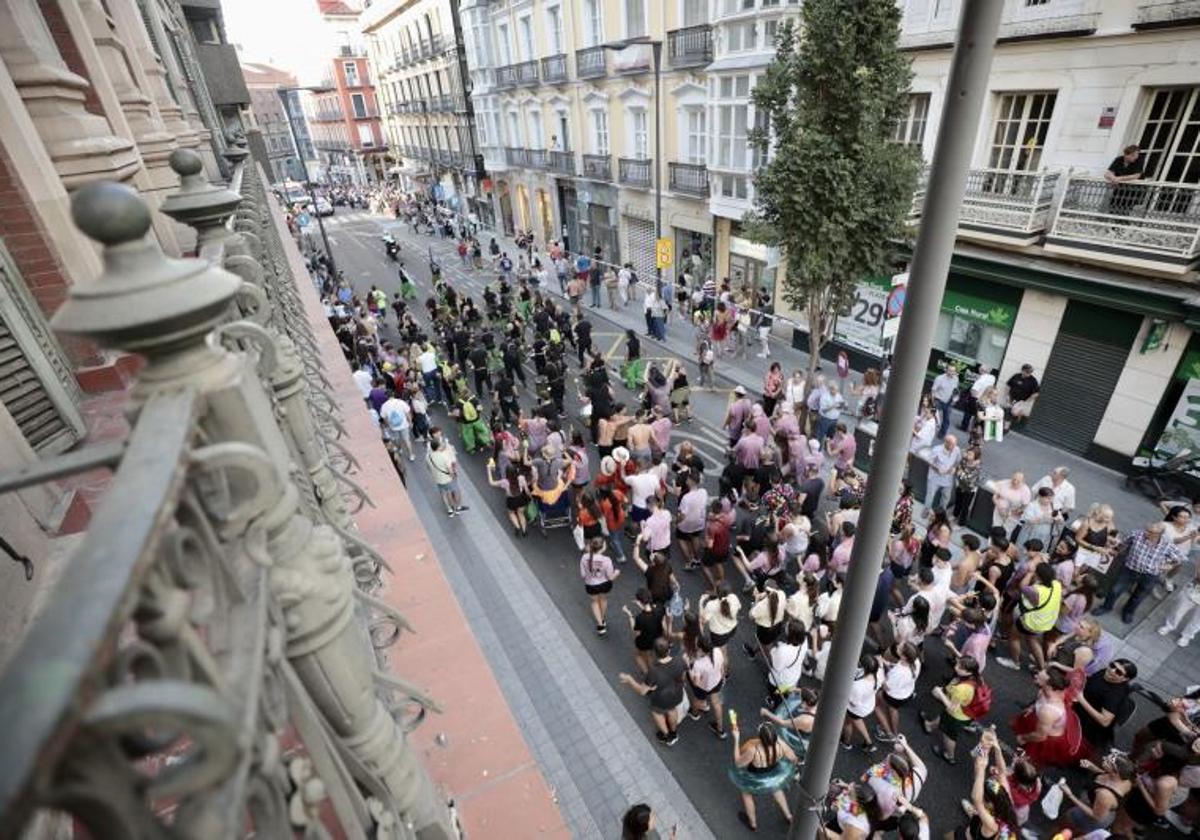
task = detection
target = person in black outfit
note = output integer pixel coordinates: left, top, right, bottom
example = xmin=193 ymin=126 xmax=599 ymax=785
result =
xmin=1006 ymin=363 xmax=1039 ymax=404
xmin=502 ymin=337 xmax=526 ymax=388
xmin=1105 ymin=144 xmax=1144 ymax=215
xmin=494 ymin=375 xmax=520 ymax=426
xmin=467 ymin=343 xmax=490 ymax=396
xmin=1077 ymin=659 xmax=1136 ymax=756
xmin=575 ymin=315 xmax=594 ymax=368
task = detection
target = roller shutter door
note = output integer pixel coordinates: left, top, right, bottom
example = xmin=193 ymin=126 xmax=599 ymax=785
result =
xmin=1020 ymin=301 xmax=1140 ymax=454
xmin=623 ymin=215 xmax=656 ymax=292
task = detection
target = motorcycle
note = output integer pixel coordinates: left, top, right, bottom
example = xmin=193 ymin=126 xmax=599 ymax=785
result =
xmin=382 ymin=234 xmax=400 ymax=261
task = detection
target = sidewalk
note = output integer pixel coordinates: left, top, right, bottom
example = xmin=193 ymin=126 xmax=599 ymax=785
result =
xmin=391 ymin=214 xmax=1199 ymax=698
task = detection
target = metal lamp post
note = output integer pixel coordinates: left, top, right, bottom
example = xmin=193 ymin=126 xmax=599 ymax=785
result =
xmin=277 ymin=86 xmax=338 ymax=278
xmin=787 ymin=2 xmax=1004 ymax=835
xmin=602 ymin=36 xmax=662 ymax=278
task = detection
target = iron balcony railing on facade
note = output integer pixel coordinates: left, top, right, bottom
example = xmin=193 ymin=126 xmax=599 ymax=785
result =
xmin=0 ymin=151 xmax=456 ymax=839
xmin=541 ymin=53 xmax=568 ymax=83
xmin=1046 ymin=176 xmax=1200 ymax=271
xmin=495 ymin=64 xmax=518 ymax=89
xmin=582 ymin=153 xmax=611 ymax=181
xmin=669 ymin=161 xmax=709 ymax=197
xmin=619 ymin=157 xmax=653 ymax=188
xmin=514 ymin=59 xmax=540 ymax=87
xmin=505 ymin=146 xmax=529 ymax=167
xmin=576 ymin=45 xmax=606 ymax=79
xmin=667 ymin=24 xmax=713 ymax=68
xmin=908 ymin=166 xmax=1060 ymax=240
xmin=527 ymin=148 xmax=547 ymax=169
xmin=548 ymin=150 xmax=576 ymax=176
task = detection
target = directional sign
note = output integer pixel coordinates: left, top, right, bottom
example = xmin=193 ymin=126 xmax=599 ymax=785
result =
xmin=655 ymin=237 xmax=673 ymax=270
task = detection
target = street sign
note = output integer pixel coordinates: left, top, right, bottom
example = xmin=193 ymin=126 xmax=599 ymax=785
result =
xmin=655 ymin=237 xmax=673 ymax=270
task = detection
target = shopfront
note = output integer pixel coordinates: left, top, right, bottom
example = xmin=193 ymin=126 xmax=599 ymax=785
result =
xmin=569 ymin=181 xmax=619 ymax=264
xmin=674 ymin=226 xmax=714 ymax=281
xmin=728 ymin=222 xmax=780 ymax=299
xmin=926 ymin=277 xmax=1022 ymax=384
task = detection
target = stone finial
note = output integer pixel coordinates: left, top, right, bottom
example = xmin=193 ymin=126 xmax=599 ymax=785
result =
xmin=223 ymin=131 xmax=250 ymax=166
xmin=160 ymin=148 xmax=243 ymax=249
xmin=51 ymin=181 xmax=240 ymax=354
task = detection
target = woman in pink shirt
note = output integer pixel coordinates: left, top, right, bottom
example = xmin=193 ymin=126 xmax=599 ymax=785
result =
xmin=580 ymin=537 xmax=620 ymax=635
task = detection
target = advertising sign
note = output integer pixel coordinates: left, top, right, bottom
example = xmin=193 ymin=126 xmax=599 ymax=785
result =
xmin=833 ymin=278 xmax=888 ymax=356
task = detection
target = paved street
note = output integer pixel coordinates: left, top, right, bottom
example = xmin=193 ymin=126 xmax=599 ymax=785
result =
xmin=316 ymin=208 xmax=1187 ymax=838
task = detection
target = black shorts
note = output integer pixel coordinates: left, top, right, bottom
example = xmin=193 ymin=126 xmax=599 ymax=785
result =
xmin=940 ymin=710 xmax=970 ymax=740
xmin=676 ymin=527 xmax=703 ymax=543
xmin=847 ymin=709 xmax=870 ymax=721
xmin=702 ymin=549 xmax=727 ymax=567
xmin=585 ymin=581 xmax=613 ymax=595
xmin=710 ymin=628 xmax=735 ymax=648
xmin=506 ymin=494 xmax=530 ymax=512
xmin=690 ymin=678 xmax=724 ymax=701
xmin=756 ymin=623 xmax=783 ymax=647
xmin=884 ymin=693 xmax=911 ymax=710
xmin=889 ymin=562 xmax=912 ymax=582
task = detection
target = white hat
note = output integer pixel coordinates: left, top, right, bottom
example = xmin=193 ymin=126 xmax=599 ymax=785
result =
xmin=601 ymin=456 xmax=617 ymax=476
xmin=734 ymin=385 xmax=747 ymax=396
xmin=613 ymin=446 xmax=630 ymax=464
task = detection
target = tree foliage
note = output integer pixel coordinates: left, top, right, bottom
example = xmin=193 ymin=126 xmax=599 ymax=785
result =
xmin=748 ymin=0 xmax=920 ymax=373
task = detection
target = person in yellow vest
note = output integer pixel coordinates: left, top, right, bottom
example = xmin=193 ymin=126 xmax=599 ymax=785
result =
xmin=452 ymin=393 xmax=492 ymax=454
xmin=997 ymin=561 xmax=1062 ymax=673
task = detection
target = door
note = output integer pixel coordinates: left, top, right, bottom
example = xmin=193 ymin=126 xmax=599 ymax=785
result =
xmin=729 ymin=253 xmax=763 ymax=292
xmin=624 ymin=215 xmax=656 ymax=287
xmin=498 ymin=180 xmax=515 ymax=235
xmin=1021 ymin=301 xmax=1142 ymax=454
xmin=559 ymin=183 xmax=578 ymax=251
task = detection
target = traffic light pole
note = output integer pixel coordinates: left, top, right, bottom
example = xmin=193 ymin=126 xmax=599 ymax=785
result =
xmin=787 ymin=2 xmax=1003 ymax=836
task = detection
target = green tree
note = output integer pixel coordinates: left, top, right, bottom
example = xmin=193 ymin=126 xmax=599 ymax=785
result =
xmin=748 ymin=2 xmax=920 ymax=382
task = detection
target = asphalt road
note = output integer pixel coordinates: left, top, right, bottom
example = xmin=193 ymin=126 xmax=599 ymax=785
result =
xmin=315 ymin=209 xmax=1173 ymax=839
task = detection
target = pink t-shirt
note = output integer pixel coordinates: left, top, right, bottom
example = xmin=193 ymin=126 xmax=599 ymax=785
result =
xmin=831 ymin=536 xmax=855 ymax=573
xmin=650 ymin=417 xmax=673 ymax=453
xmin=962 ymin=627 xmax=991 ymax=672
xmin=677 ymin=488 xmax=709 ymax=533
xmin=579 ymin=552 xmax=615 ymax=586
xmin=642 ymin=509 xmax=672 ymax=551
xmin=830 ymin=433 xmax=857 ymax=470
xmin=734 ymin=433 xmax=764 ymax=469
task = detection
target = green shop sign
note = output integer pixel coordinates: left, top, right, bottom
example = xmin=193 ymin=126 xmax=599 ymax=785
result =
xmin=940 ymin=289 xmax=1017 ymax=330
xmin=1177 ymin=349 xmax=1200 ymax=381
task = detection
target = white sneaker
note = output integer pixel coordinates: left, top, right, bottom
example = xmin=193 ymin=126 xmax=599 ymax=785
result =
xmin=1180 ymin=637 xmax=1193 ymax=648
xmin=1159 ymin=625 xmax=1175 ymax=637
xmin=994 ymin=656 xmax=1020 ymax=671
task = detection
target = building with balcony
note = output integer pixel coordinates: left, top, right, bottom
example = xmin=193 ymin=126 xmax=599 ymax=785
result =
xmin=803 ymin=0 xmax=1200 ymax=471
xmin=0 ymin=2 xmax=564 ymax=837
xmin=304 ymin=0 xmax=386 ymax=186
xmin=363 ymin=0 xmax=488 ymax=222
xmin=241 ymin=62 xmax=305 ymax=183
xmin=459 ymin=0 xmax=714 ymax=282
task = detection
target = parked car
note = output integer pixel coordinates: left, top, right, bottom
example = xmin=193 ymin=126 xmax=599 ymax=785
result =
xmin=314 ymin=197 xmax=334 ymax=217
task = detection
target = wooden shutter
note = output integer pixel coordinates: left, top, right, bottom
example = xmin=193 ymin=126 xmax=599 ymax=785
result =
xmin=0 ymin=242 xmax=85 ymax=454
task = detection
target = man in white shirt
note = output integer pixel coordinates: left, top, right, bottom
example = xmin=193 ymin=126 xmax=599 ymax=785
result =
xmin=352 ymin=365 xmax=373 ymax=404
xmin=625 ymin=465 xmax=662 ymax=525
xmin=380 ymin=393 xmax=414 ymax=461
xmin=416 ymin=345 xmax=441 ymax=404
xmin=930 ymin=364 xmax=959 ymax=439
xmin=1032 ymin=466 xmax=1076 ymax=520
xmin=909 ymin=407 xmax=937 ymax=455
xmin=924 ymin=434 xmax=961 ymax=513
xmin=960 ymin=363 xmax=996 ymax=432
xmin=617 ymin=264 xmax=633 ymax=307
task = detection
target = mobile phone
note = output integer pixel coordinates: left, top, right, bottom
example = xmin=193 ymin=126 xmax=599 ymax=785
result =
xmin=728 ymin=709 xmax=738 ymax=727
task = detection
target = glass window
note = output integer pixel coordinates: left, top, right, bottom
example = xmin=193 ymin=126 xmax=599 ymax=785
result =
xmin=344 ymin=62 xmax=359 ymax=87
xmin=358 ymin=124 xmax=374 ymax=147
xmin=546 ymin=5 xmax=564 ymax=54
xmin=585 ymin=0 xmax=603 ymax=47
xmin=631 ymin=108 xmax=648 ymax=159
xmin=592 ymin=109 xmax=610 ymax=155
xmin=686 ymin=108 xmax=706 ymax=164
xmin=988 ymin=91 xmax=1056 ymax=172
xmin=1137 ymin=87 xmax=1200 ymax=184
xmin=625 ymin=0 xmax=646 ymax=38
xmin=351 ymin=93 xmax=367 ymax=119
xmin=519 ymin=16 xmax=534 ymax=60
xmin=530 ymin=110 xmax=544 ymax=149
xmin=727 ymin=22 xmax=757 ymax=52
xmin=893 ymin=93 xmax=931 ymax=147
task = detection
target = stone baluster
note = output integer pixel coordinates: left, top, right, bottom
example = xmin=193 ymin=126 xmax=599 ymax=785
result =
xmin=108 ymin=0 xmax=201 ymax=158
xmin=75 ymin=0 xmax=177 ymax=201
xmin=161 ymin=149 xmax=354 ymax=534
xmin=53 ymin=182 xmax=456 ymax=840
xmin=0 ymin=0 xmax=140 ymax=188
xmin=134 ymin=0 xmax=220 ymax=180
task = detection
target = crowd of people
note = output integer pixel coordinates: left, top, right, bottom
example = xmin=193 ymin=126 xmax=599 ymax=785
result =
xmin=302 ymin=190 xmax=1200 ymax=839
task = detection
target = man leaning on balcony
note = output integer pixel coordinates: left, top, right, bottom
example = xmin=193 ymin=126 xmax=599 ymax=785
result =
xmin=1104 ymin=144 xmax=1144 ymax=215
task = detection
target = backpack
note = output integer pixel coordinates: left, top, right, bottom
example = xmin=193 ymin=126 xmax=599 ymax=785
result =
xmin=961 ymin=679 xmax=992 ymax=720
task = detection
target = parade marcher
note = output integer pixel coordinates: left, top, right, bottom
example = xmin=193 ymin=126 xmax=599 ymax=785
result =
xmin=729 ymin=718 xmax=798 ymax=831
xmin=580 ymin=537 xmax=619 ymax=635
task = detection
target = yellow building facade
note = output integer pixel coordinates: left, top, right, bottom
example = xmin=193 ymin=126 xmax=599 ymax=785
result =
xmin=460 ymin=0 xmax=714 ymax=282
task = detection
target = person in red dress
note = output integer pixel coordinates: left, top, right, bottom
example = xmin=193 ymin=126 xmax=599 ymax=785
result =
xmin=1011 ymin=666 xmax=1086 ymax=769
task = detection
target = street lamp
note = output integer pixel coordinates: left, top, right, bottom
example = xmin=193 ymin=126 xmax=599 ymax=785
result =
xmin=277 ymin=85 xmax=338 ymax=279
xmin=602 ymin=36 xmax=663 ymax=283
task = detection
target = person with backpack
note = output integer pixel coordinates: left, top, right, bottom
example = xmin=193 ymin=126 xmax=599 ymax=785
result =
xmin=451 ymin=393 xmax=492 ymax=454
xmin=920 ymin=654 xmax=987 ymax=765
